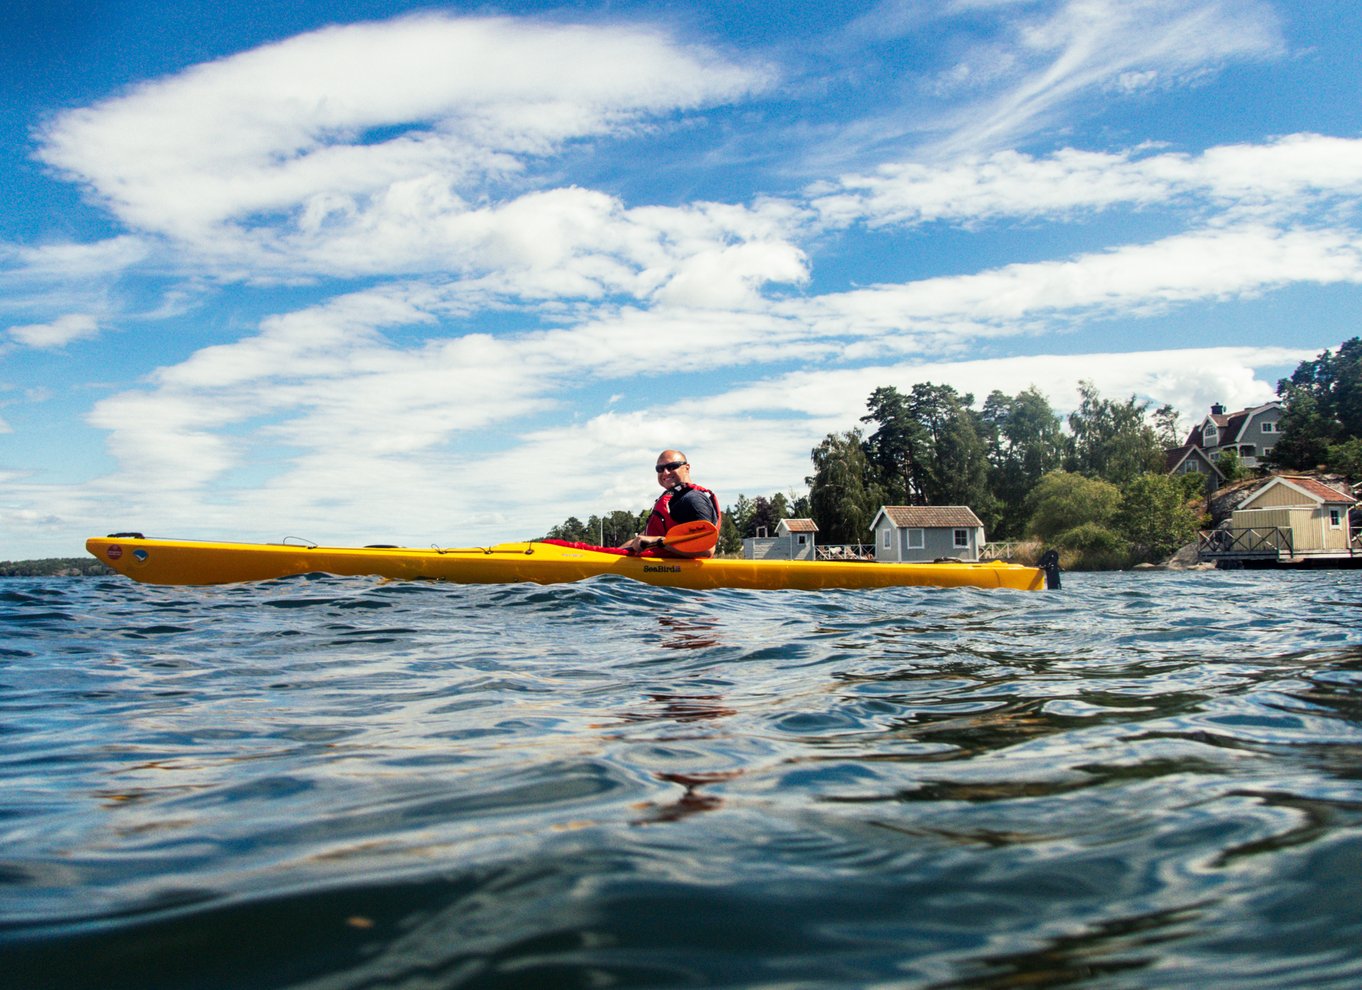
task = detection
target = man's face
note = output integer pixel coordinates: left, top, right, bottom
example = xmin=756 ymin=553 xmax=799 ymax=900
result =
xmin=655 ymin=451 xmax=691 ymax=489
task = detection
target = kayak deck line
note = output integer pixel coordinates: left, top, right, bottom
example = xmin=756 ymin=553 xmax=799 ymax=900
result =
xmin=86 ymin=534 xmax=1057 ymax=592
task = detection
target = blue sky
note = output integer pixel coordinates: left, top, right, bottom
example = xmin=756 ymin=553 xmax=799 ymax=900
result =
xmin=3 ymin=0 xmax=1361 ymax=558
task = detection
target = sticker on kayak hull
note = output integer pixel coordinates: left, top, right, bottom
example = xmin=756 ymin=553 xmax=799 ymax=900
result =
xmin=133 ymin=549 xmax=149 ymax=561
xmin=106 ymin=545 xmax=123 ymax=560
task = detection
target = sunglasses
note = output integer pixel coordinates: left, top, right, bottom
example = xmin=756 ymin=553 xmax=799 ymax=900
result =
xmin=655 ymin=460 xmax=688 ymax=473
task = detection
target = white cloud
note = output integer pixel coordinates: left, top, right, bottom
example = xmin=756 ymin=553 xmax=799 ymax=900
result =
xmin=8 ymin=313 xmax=101 ymax=348
xmin=38 ymin=14 xmax=771 ymax=278
xmin=30 ymin=15 xmax=810 ymax=311
xmin=0 ymin=238 xmax=147 ymax=326
xmin=815 ymin=135 xmax=1362 ymax=229
xmin=779 ymin=224 xmax=1362 ymax=349
xmin=72 ymin=206 xmax=1349 ymax=542
xmin=0 ymin=237 xmax=148 ymax=280
xmin=927 ymin=0 xmax=1285 ymax=154
xmin=703 ymin=347 xmax=1307 ymax=425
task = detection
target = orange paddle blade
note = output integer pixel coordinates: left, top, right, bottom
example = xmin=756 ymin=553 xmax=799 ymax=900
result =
xmin=662 ymin=519 xmax=719 ymax=555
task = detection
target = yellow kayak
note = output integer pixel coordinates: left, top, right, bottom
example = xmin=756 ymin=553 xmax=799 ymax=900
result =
xmin=86 ymin=534 xmax=1057 ymax=592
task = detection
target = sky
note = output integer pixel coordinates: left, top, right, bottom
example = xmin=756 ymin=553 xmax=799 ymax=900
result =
xmin=2 ymin=0 xmax=1361 ymax=558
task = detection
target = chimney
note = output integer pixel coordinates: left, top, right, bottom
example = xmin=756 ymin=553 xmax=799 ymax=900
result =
xmin=1210 ymin=403 xmax=1225 ymax=416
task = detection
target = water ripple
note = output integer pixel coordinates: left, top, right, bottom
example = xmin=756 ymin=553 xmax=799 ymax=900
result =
xmin=1 ymin=569 xmax=1361 ymax=987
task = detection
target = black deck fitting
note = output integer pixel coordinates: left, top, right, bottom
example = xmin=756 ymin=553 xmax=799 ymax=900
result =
xmin=1039 ymin=549 xmax=1062 ymax=590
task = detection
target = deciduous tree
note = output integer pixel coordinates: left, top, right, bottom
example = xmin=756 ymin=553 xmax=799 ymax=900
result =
xmin=1026 ymin=471 xmax=1121 ymax=542
xmin=1118 ymin=473 xmax=1200 ymax=563
xmin=982 ymin=387 xmax=1066 ymax=538
xmin=807 ymin=430 xmax=884 ymax=545
xmin=1066 ymin=381 xmax=1165 ymax=486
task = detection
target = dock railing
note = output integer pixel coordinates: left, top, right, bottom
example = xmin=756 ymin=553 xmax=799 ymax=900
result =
xmin=1198 ymin=527 xmax=1293 ymax=562
xmin=817 ymin=544 xmax=874 ymax=561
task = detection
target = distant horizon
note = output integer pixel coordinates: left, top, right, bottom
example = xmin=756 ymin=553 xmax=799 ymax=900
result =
xmin=4 ymin=1 xmax=1361 ymax=558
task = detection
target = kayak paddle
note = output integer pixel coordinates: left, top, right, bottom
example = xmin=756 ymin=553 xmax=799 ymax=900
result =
xmin=659 ymin=519 xmax=718 ymax=556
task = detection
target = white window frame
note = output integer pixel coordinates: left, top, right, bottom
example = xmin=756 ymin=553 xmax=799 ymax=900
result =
xmin=906 ymin=528 xmax=924 ymax=549
xmin=797 ymin=534 xmax=807 ymax=545
xmin=953 ymin=529 xmax=969 ymax=549
xmin=1261 ymin=421 xmax=1276 ymax=433
xmin=1329 ymin=508 xmax=1343 ymax=529
xmin=882 ymin=528 xmax=892 ymax=550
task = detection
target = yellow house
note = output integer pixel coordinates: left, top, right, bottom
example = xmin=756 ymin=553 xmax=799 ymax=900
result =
xmin=1230 ymin=476 xmax=1356 ymax=554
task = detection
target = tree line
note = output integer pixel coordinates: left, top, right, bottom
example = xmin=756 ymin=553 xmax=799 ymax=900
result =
xmin=804 ymin=380 xmax=1198 ymax=567
xmin=0 ymin=557 xmax=113 ymax=577
xmin=545 ymin=339 xmax=1360 ymax=567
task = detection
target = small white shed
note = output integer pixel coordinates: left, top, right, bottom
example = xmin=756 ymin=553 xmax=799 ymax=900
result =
xmin=742 ymin=518 xmax=819 ymax=561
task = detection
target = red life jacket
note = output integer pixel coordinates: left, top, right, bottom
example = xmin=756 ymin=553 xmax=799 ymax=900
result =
xmin=645 ymin=484 xmax=722 ymax=536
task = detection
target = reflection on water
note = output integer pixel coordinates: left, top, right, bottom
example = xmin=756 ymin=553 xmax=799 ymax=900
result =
xmin=634 ymin=770 xmax=742 ymax=825
xmin=611 ymin=693 xmax=739 ymax=726
xmin=657 ymin=614 xmax=723 ymax=650
xmin=2 ymin=571 xmax=1362 ymax=988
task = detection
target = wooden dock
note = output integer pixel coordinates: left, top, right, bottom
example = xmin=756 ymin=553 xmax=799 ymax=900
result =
xmin=1198 ymin=527 xmax=1362 ymax=569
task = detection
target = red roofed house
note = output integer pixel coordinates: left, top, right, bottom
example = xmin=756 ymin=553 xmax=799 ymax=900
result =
xmin=870 ymin=506 xmax=986 ymax=562
xmin=1230 ymin=476 xmax=1358 ymax=555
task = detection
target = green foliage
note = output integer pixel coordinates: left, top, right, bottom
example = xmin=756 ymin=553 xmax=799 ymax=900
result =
xmin=1118 ymin=472 xmax=1201 ymax=564
xmin=861 ymin=386 xmax=928 ymax=503
xmin=1273 ymin=337 xmax=1362 ymax=474
xmin=1152 ymin=404 xmax=1182 ymax=448
xmin=862 ymin=383 xmax=995 ymax=515
xmin=748 ymin=495 xmax=786 ymax=537
xmin=543 ymin=509 xmax=646 ymax=546
xmin=1052 ymin=522 xmax=1126 ymax=553
xmin=1065 ymin=381 xmax=1165 ymax=486
xmin=727 ymin=494 xmax=756 ymax=539
xmin=1049 ymin=523 xmax=1130 ymax=571
xmin=718 ymin=513 xmax=743 ymax=555
xmin=1326 ymin=437 xmax=1362 ymax=479
xmin=546 ymin=515 xmax=591 ymax=542
xmin=1026 ymin=470 xmax=1122 ymax=542
xmin=1270 ymin=388 xmax=1333 ymax=469
xmin=1214 ymin=448 xmax=1248 ymax=482
xmin=723 ymin=493 xmax=793 ymax=539
xmin=1171 ymin=469 xmax=1209 ymax=505
xmin=982 ymin=387 xmax=1066 ymax=538
xmin=807 ymin=430 xmax=885 ymax=544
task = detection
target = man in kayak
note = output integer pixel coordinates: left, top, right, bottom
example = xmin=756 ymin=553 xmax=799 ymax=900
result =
xmin=620 ymin=450 xmax=721 ymax=557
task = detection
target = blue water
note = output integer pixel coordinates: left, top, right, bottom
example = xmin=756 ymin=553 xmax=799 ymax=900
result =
xmin=3 ymin=569 xmax=1362 ymax=988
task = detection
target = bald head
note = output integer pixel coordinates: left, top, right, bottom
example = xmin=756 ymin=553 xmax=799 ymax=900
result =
xmin=654 ymin=450 xmax=692 ymax=488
